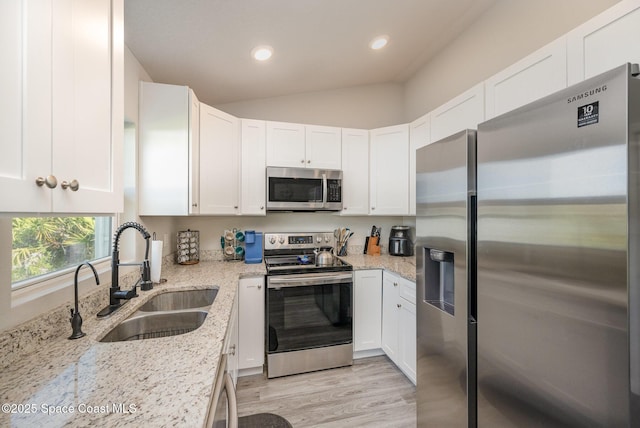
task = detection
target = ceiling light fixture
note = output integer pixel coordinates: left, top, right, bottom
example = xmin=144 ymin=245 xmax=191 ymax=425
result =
xmin=252 ymin=45 xmax=273 ymax=61
xmin=370 ymin=35 xmax=389 ymax=50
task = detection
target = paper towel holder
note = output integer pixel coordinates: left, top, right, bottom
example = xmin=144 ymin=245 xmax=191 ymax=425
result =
xmin=151 ymin=232 xmax=164 ymax=284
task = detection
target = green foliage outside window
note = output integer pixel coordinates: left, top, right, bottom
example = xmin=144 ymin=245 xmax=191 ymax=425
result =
xmin=12 ymin=217 xmax=111 ymax=284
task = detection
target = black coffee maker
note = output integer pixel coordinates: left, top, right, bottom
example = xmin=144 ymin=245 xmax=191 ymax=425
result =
xmin=388 ymin=226 xmax=413 ymax=256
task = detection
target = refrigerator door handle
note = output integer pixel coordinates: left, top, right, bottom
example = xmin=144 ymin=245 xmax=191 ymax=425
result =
xmin=469 ymin=194 xmax=477 ymax=323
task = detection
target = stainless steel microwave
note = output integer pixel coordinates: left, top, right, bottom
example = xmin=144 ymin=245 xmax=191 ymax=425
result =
xmin=266 ymin=167 xmax=343 ymax=212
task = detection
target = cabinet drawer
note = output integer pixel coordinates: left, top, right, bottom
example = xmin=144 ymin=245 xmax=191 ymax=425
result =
xmin=399 ymin=277 xmax=415 ymax=304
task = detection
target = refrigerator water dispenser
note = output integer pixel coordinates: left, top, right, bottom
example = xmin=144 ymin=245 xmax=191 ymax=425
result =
xmin=424 ymin=248 xmax=455 ymax=315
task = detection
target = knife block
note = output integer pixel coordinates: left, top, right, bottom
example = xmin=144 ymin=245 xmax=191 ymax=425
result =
xmin=366 ymin=236 xmax=381 ymax=255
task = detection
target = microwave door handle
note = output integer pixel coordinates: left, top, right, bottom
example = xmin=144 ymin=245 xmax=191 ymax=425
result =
xmin=322 ymin=173 xmax=327 ymax=207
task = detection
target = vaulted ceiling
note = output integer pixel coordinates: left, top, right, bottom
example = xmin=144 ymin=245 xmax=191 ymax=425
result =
xmin=124 ymin=0 xmax=498 ymax=106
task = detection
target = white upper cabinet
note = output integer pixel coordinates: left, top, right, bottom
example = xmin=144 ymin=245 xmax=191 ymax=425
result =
xmin=340 ymin=128 xmax=369 ymax=215
xmin=0 ymin=0 xmax=52 ymax=212
xmin=199 ymin=103 xmax=240 ymax=215
xmin=409 ymin=113 xmax=431 ymax=215
xmin=369 ymin=124 xmax=409 ymax=215
xmin=240 ymin=119 xmax=267 ymax=215
xmin=266 ymin=121 xmax=306 ymax=167
xmin=485 ymin=38 xmax=567 ymax=120
xmin=139 ymin=83 xmax=198 ymax=216
xmin=0 ymin=0 xmax=123 ymax=213
xmin=567 ymin=0 xmax=640 ymax=85
xmin=305 ymin=125 xmax=342 ymax=169
xmin=266 ymin=121 xmax=341 ymax=169
xmin=430 ymin=83 xmax=485 ymax=143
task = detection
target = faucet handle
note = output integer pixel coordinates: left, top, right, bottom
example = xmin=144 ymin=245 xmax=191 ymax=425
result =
xmin=140 ymin=260 xmax=153 ymax=291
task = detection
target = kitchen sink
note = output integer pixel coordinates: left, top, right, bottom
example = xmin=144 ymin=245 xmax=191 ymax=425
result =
xmin=99 ymin=287 xmax=218 ymax=342
xmin=138 ymin=288 xmax=218 ymax=312
xmin=100 ymin=310 xmax=208 ymax=342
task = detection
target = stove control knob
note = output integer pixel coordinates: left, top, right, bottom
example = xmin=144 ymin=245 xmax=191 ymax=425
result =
xmin=325 ymin=235 xmax=331 ymax=243
xmin=269 ymin=236 xmax=276 ymax=245
xmin=278 ymin=236 xmax=285 ymax=244
xmin=316 ymin=236 xmax=322 ymax=244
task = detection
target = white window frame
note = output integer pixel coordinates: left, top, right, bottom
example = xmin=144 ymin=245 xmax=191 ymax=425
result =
xmin=7 ymin=214 xmax=117 ymax=309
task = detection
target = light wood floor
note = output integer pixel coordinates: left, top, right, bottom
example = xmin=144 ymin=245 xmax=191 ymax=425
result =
xmin=236 ymin=355 xmax=417 ymax=427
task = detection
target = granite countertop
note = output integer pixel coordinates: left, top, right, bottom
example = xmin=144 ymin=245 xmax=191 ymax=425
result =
xmin=342 ymin=253 xmax=416 ymax=282
xmin=0 ymin=261 xmax=265 ymax=428
xmin=0 ymin=254 xmax=415 ymax=428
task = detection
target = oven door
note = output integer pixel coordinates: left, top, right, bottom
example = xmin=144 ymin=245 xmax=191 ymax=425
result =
xmin=266 ymin=271 xmax=353 ymax=377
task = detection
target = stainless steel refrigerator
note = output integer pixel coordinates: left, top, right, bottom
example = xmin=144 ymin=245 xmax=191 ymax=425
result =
xmin=417 ymin=63 xmax=640 ymax=427
xmin=416 ymin=129 xmax=477 ymax=427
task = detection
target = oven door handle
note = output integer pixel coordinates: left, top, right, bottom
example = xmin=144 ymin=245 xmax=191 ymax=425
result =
xmin=268 ymin=273 xmax=353 ymax=288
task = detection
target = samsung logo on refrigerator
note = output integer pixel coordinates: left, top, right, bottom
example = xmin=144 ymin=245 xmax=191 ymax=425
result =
xmin=567 ymin=85 xmax=607 ymax=103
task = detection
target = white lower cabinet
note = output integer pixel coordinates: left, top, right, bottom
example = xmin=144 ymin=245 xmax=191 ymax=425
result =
xmin=238 ymin=276 xmax=265 ymax=376
xmin=224 ymin=292 xmax=239 ymax=387
xmin=381 ymin=271 xmax=417 ymax=385
xmin=353 ymin=270 xmax=383 ymax=357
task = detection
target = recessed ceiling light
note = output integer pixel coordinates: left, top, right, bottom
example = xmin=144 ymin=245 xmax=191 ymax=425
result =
xmin=252 ymin=46 xmax=273 ymax=61
xmin=370 ymin=35 xmax=389 ymax=50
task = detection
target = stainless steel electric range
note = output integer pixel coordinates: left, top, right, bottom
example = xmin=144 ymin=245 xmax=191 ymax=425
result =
xmin=264 ymin=232 xmax=353 ymax=378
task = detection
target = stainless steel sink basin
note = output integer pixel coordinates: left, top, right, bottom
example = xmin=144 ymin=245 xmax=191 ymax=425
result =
xmin=100 ymin=310 xmax=208 ymax=342
xmin=138 ymin=288 xmax=218 ymax=312
xmin=99 ymin=288 xmax=218 ymax=342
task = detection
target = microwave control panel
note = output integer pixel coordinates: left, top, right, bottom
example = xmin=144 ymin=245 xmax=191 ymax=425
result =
xmin=327 ymin=179 xmax=342 ymax=202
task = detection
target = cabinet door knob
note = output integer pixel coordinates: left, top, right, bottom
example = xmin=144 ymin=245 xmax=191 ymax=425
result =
xmin=307 ymin=160 xmax=311 ymax=164
xmin=260 ymin=206 xmax=264 ymax=210
xmin=300 ymin=159 xmax=305 ymax=163
xmin=234 ymin=205 xmax=238 ymax=209
xmin=397 ymin=303 xmax=402 ymax=308
xmin=61 ymin=179 xmax=79 ymax=191
xmin=35 ymin=175 xmax=58 ymax=189
xmin=192 ymin=203 xmax=198 ymax=207
xmin=258 ymin=284 xmax=262 ymax=289
xmin=394 ymin=282 xmax=398 ymax=287
xmin=229 ymin=344 xmax=236 ymax=356
xmin=371 ymin=207 xmax=375 ymax=210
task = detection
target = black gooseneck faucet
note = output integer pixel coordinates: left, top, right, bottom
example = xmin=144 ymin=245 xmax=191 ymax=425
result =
xmin=97 ymin=222 xmax=152 ymax=318
xmin=69 ymin=261 xmax=100 ymax=340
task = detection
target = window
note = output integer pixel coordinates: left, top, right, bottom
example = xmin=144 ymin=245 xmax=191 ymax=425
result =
xmin=11 ymin=216 xmax=112 ymax=288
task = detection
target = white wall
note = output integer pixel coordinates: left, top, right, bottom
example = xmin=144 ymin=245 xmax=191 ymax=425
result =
xmin=403 ymin=0 xmax=620 ymax=121
xmin=216 ymin=82 xmax=406 ymax=129
xmin=173 ymin=214 xmax=405 ymax=256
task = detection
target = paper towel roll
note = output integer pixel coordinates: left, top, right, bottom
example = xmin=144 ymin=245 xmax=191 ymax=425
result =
xmin=151 ymin=240 xmax=163 ymax=283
